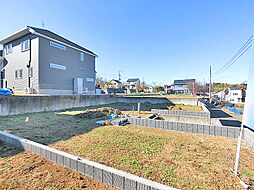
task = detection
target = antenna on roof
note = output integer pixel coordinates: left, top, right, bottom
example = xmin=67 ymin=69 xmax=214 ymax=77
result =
xmin=41 ymin=20 xmax=45 ymax=28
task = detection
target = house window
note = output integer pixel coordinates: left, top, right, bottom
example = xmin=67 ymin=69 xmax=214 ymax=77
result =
xmin=15 ymin=70 xmax=18 ymax=80
xmin=81 ymin=52 xmax=84 ymax=61
xmin=21 ymin=39 xmax=30 ymax=51
xmin=9 ymin=44 xmax=12 ymax=53
xmin=28 ymin=67 xmax=33 ymax=78
xmin=50 ymin=63 xmax=66 ymax=70
xmin=50 ymin=41 xmax=66 ymax=50
xmin=19 ymin=69 xmax=23 ymax=79
xmin=15 ymin=69 xmax=23 ymax=80
xmin=86 ymin=78 xmax=94 ymax=82
xmin=5 ymin=44 xmax=12 ymax=55
xmin=5 ymin=81 xmax=7 ymax=88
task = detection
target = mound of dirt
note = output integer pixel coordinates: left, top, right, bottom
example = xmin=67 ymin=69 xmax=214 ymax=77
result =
xmin=77 ymin=107 xmax=120 ymax=119
xmin=167 ymin=106 xmax=182 ymax=111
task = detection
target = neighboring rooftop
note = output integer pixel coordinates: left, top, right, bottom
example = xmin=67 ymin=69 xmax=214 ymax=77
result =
xmin=110 ymin=79 xmax=121 ymax=83
xmin=174 ymin=79 xmax=195 ymax=85
xmin=127 ymin=78 xmax=140 ymax=82
xmin=0 ymin=26 xmax=96 ymax=56
xmin=229 ymin=86 xmax=241 ymax=90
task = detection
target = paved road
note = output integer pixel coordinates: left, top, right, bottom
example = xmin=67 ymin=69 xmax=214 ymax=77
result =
xmin=209 ymin=105 xmax=241 ymax=127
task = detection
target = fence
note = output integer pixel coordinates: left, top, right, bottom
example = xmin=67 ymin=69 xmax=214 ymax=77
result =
xmin=128 ymin=117 xmax=240 ymax=139
xmin=151 ymin=109 xmax=210 ymax=118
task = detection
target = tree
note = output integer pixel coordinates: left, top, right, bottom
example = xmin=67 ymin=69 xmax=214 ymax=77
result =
xmin=155 ymin=86 xmax=165 ymax=92
xmin=186 ymin=82 xmax=208 ymax=95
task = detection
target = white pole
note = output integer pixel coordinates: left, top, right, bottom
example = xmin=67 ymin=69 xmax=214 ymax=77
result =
xmin=234 ymin=123 xmax=244 ymax=176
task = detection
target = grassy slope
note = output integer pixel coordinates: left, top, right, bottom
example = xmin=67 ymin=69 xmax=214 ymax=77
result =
xmin=51 ymin=125 xmax=254 ymax=190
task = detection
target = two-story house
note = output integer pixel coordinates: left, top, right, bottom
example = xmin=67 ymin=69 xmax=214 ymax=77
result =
xmin=225 ymin=86 xmax=245 ymax=104
xmin=172 ymin=79 xmax=195 ymax=95
xmin=125 ymin=78 xmax=140 ymax=90
xmin=0 ymin=26 xmax=97 ymax=95
xmin=108 ymin=79 xmax=123 ymax=89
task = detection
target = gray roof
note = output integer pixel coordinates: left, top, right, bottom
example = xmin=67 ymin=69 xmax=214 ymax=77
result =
xmin=127 ymin=78 xmax=140 ymax=82
xmin=174 ymin=79 xmax=195 ymax=85
xmin=229 ymin=86 xmax=241 ymax=90
xmin=0 ymin=26 xmax=96 ymax=56
xmin=110 ymin=79 xmax=121 ymax=83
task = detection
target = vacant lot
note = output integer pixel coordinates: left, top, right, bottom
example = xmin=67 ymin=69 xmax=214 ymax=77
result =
xmin=51 ymin=125 xmax=254 ymax=189
xmin=1 ymin=102 xmax=251 ymax=189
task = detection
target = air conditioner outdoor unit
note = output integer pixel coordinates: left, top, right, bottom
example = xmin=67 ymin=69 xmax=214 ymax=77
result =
xmin=25 ymin=87 xmax=33 ymax=94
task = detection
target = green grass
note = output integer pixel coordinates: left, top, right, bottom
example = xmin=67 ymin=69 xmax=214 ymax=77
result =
xmin=51 ymin=125 xmax=254 ymax=189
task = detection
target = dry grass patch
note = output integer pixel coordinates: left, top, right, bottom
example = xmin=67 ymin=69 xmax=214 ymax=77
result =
xmin=51 ymin=125 xmax=254 ymax=189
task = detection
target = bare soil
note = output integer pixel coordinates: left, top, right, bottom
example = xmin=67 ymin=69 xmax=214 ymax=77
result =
xmin=0 ymin=147 xmax=115 ymax=189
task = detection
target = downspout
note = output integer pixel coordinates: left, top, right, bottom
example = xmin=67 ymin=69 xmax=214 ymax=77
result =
xmin=27 ymin=37 xmax=31 ymax=89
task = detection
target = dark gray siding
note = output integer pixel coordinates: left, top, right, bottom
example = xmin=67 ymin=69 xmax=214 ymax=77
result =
xmin=1 ymin=34 xmax=39 ymax=93
xmin=38 ymin=37 xmax=95 ymax=94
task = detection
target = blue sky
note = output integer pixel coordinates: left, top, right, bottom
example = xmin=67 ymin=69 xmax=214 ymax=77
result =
xmin=0 ymin=0 xmax=254 ymax=85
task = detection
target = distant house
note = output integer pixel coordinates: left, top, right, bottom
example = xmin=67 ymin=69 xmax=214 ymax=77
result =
xmin=214 ymin=90 xmax=225 ymax=100
xmin=225 ymin=86 xmax=245 ymax=104
xmin=125 ymin=78 xmax=140 ymax=90
xmin=108 ymin=79 xmax=123 ymax=89
xmin=0 ymin=26 xmax=97 ymax=95
xmin=143 ymin=85 xmax=154 ymax=93
xmin=172 ymin=79 xmax=195 ymax=95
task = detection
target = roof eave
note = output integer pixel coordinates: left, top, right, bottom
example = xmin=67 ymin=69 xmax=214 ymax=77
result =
xmin=28 ymin=28 xmax=98 ymax=57
xmin=0 ymin=27 xmax=30 ymax=44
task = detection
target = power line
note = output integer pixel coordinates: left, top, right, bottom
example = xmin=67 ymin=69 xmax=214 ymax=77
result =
xmin=213 ymin=35 xmax=253 ymax=75
xmin=214 ymin=43 xmax=252 ymax=76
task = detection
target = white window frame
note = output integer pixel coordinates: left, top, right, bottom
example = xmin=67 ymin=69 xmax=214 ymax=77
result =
xmin=86 ymin=78 xmax=94 ymax=82
xmin=49 ymin=63 xmax=66 ymax=70
xmin=21 ymin=39 xmax=30 ymax=52
xmin=50 ymin=41 xmax=66 ymax=50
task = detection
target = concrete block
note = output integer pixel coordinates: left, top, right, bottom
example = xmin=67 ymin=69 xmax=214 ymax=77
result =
xmin=125 ymin=177 xmax=137 ymax=190
xmin=215 ymin=127 xmax=222 ymax=136
xmin=137 ymin=183 xmax=151 ymax=190
xmin=209 ymin=125 xmax=215 ymax=136
xmin=197 ymin=125 xmax=204 ymax=134
xmin=234 ymin=127 xmax=241 ymax=137
xmin=227 ymin=127 xmax=235 ymax=138
xmin=204 ymin=125 xmax=210 ymax=135
xmin=192 ymin=124 xmax=198 ymax=133
xmin=85 ymin=164 xmax=94 ymax=178
xmin=94 ymin=167 xmax=103 ymax=182
xmin=151 ymin=120 xmax=156 ymax=128
xmin=144 ymin=119 xmax=149 ymax=127
xmin=221 ymin=127 xmax=228 ymax=137
xmin=112 ymin=173 xmax=124 ymax=189
xmin=163 ymin=121 xmax=169 ymax=130
xmin=64 ymin=154 xmax=71 ymax=168
xmin=155 ymin=120 xmax=162 ymax=129
xmin=102 ymin=170 xmax=113 ymax=186
xmin=70 ymin=155 xmax=79 ymax=171
xmin=172 ymin=122 xmax=177 ymax=131
xmin=77 ymin=159 xmax=86 ymax=175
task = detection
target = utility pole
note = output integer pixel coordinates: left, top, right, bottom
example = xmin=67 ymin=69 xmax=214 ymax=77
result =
xmin=118 ymin=71 xmax=121 ymax=81
xmin=209 ymin=66 xmax=212 ymax=103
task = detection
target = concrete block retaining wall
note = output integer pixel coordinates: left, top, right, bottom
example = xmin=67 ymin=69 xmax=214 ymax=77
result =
xmin=128 ymin=118 xmax=240 ymax=139
xmin=0 ymin=130 xmax=176 ymax=190
xmin=243 ymin=128 xmax=254 ymax=149
xmin=151 ymin=109 xmax=210 ymax=118
xmin=0 ymin=95 xmax=198 ymax=116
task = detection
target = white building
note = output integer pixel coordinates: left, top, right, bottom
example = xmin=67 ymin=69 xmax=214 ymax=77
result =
xmin=126 ymin=78 xmax=140 ymax=90
xmin=225 ymin=86 xmax=244 ymax=104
